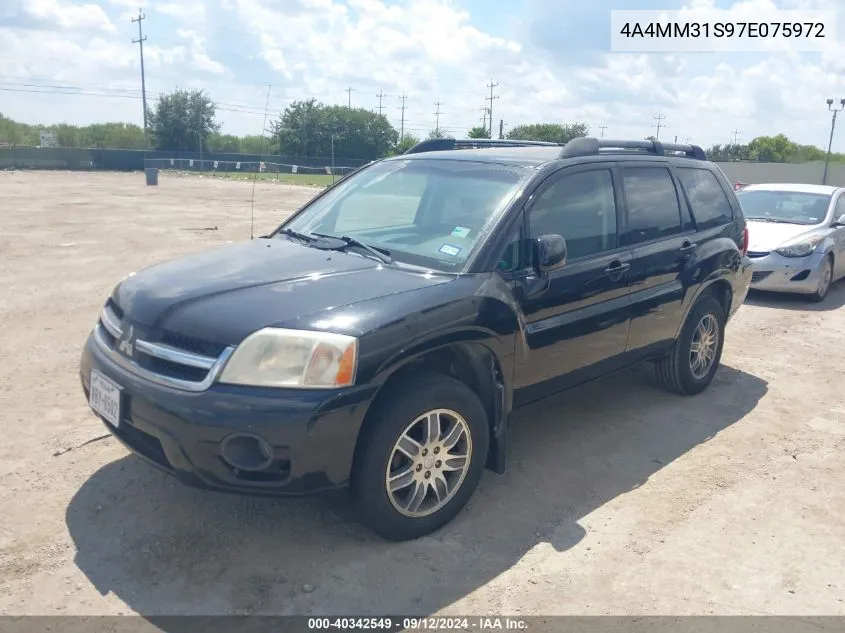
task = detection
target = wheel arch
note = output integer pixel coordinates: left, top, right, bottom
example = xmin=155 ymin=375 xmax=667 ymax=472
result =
xmin=351 ymin=340 xmax=510 ymax=482
xmin=675 ymin=277 xmax=733 ymax=339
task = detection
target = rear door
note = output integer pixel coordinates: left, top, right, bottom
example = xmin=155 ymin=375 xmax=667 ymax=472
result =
xmin=621 ymin=162 xmax=699 ymax=354
xmin=513 ymin=163 xmax=633 ymax=403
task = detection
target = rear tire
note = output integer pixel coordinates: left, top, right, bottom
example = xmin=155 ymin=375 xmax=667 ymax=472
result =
xmin=656 ymin=294 xmax=725 ymax=396
xmin=352 ymin=370 xmax=489 ymax=541
xmin=809 ymin=255 xmax=833 ymax=303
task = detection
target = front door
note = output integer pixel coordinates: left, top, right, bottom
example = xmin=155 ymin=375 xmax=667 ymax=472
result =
xmin=513 ymin=164 xmax=633 ymax=406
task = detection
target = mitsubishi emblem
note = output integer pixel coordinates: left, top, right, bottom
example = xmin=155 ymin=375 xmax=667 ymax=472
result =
xmin=118 ymin=325 xmax=135 ymax=357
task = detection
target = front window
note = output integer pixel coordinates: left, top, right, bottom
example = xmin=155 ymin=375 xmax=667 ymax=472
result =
xmin=281 ymin=159 xmax=528 ymax=271
xmin=736 ymin=189 xmax=832 ymax=226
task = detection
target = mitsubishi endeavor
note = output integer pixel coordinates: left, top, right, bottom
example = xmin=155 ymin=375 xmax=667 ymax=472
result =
xmin=80 ymin=137 xmax=753 ymax=541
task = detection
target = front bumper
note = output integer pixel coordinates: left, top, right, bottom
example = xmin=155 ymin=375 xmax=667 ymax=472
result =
xmin=79 ymin=332 xmax=377 ymax=496
xmin=748 ymin=250 xmax=827 ymax=294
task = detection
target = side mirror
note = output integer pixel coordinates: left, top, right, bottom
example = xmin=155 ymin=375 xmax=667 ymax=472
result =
xmin=833 ymin=214 xmax=845 ymax=227
xmin=534 ymin=234 xmax=567 ymax=273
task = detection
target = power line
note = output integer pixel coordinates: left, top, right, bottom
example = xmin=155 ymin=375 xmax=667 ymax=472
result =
xmin=731 ymin=129 xmax=742 ymax=145
xmin=398 ymin=93 xmax=407 ymax=141
xmin=486 ymin=79 xmax=499 ymax=138
xmin=652 ymin=114 xmax=666 ymax=140
xmin=131 ymin=8 xmax=149 ymax=131
xmin=434 ymin=101 xmax=443 ymax=134
xmin=376 ymin=90 xmax=387 ymax=116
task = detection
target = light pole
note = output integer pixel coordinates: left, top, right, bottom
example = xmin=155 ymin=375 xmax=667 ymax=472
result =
xmin=822 ymin=98 xmax=845 ymax=185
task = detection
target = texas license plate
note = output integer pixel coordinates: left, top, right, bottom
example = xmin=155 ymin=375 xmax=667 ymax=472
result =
xmin=89 ymin=369 xmax=122 ymax=428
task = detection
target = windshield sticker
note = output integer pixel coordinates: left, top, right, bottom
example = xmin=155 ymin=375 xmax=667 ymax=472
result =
xmin=451 ymin=226 xmax=471 ymax=238
xmin=439 ymin=244 xmax=462 ymax=257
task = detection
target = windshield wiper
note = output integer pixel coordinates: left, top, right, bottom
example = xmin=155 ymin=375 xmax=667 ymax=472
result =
xmin=311 ymin=232 xmax=394 ymax=265
xmin=744 ymin=217 xmax=797 ymax=224
xmin=278 ymin=228 xmax=318 ymax=242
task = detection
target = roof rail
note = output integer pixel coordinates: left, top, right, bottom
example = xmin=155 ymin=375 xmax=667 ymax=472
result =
xmin=559 ymin=137 xmax=707 ymax=160
xmin=403 ymin=138 xmax=560 ymax=155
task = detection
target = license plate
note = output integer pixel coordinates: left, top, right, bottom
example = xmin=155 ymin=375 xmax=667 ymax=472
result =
xmin=89 ymin=369 xmax=122 ymax=428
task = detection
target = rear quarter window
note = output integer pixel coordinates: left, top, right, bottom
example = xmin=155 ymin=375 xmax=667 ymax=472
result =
xmin=676 ymin=167 xmax=734 ymax=230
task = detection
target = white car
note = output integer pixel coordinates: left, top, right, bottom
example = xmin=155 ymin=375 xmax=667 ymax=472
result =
xmin=736 ymin=183 xmax=845 ymax=302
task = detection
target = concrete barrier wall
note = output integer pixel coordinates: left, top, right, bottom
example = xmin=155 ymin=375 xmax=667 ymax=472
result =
xmin=714 ymin=162 xmax=845 ymax=187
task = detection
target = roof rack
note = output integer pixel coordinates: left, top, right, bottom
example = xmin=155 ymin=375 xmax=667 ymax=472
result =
xmin=403 ymin=138 xmax=560 ymax=155
xmin=560 ymin=137 xmax=707 ymax=160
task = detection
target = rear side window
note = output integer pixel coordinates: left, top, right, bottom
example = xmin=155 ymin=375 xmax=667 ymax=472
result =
xmin=676 ymin=167 xmax=734 ymax=230
xmin=621 ymin=167 xmax=682 ymax=246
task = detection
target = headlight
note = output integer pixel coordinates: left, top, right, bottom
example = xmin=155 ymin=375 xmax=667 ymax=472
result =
xmin=774 ymin=235 xmax=823 ymax=258
xmin=219 ymin=328 xmax=358 ymax=388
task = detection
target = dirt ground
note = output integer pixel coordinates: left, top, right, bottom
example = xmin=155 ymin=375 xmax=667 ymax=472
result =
xmin=1 ymin=170 xmax=844 ymax=618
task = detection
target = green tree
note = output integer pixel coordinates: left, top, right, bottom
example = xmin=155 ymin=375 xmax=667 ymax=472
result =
xmin=467 ymin=126 xmax=489 ymax=139
xmin=393 ymin=134 xmax=421 ymax=155
xmin=427 ymin=129 xmax=454 ymax=140
xmin=507 ymin=122 xmax=589 ymax=144
xmin=746 ymin=134 xmax=797 ymax=162
xmin=240 ymin=135 xmax=267 ymax=155
xmin=207 ymin=133 xmax=241 ymax=153
xmin=148 ymin=89 xmax=220 ymax=153
xmin=271 ymin=99 xmax=398 ymax=161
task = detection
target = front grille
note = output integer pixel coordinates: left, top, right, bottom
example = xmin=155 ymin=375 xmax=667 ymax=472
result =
xmin=747 ymin=251 xmax=770 ymax=259
xmin=751 ymin=271 xmax=772 ymax=283
xmin=160 ymin=330 xmax=226 ymax=358
xmin=95 ymin=301 xmax=233 ymax=391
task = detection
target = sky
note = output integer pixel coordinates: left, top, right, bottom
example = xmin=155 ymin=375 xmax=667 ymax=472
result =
xmin=2 ymin=0 xmax=845 ymax=150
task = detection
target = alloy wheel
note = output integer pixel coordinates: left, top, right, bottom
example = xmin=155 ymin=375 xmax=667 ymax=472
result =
xmin=384 ymin=408 xmax=472 ymax=518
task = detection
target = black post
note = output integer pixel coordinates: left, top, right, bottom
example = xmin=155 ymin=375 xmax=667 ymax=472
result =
xmin=823 ymin=109 xmax=840 ymax=185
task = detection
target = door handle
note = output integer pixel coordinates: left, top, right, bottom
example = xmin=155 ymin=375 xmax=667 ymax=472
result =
xmin=679 ymin=241 xmax=697 ymax=255
xmin=604 ymin=260 xmax=631 ymax=278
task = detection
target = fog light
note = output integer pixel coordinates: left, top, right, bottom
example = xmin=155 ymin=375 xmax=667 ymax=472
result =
xmin=220 ymin=433 xmax=274 ymax=471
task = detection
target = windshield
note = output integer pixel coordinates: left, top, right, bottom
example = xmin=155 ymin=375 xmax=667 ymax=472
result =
xmin=736 ymin=190 xmax=831 ymax=226
xmin=279 ymin=158 xmax=528 ymax=271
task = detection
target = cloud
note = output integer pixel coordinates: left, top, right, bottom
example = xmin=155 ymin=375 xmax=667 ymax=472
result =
xmin=1 ymin=0 xmax=845 ymax=152
xmin=10 ymin=0 xmax=117 ymax=32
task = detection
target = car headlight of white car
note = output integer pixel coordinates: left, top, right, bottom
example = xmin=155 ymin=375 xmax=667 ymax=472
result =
xmin=219 ymin=327 xmax=358 ymax=388
xmin=774 ymin=234 xmax=824 ymax=258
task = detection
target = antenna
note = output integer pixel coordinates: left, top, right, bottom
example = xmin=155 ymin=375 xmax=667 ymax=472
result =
xmin=250 ymin=84 xmax=272 ymax=240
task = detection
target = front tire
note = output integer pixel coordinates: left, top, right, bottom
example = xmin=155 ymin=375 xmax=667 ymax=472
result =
xmin=352 ymin=371 xmax=489 ymax=541
xmin=809 ymin=255 xmax=833 ymax=303
xmin=656 ymin=294 xmax=726 ymax=396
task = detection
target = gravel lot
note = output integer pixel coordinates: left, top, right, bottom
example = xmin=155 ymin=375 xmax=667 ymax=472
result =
xmin=1 ymin=170 xmax=844 ymax=618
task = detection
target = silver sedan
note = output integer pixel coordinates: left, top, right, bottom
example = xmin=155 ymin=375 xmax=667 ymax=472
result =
xmin=737 ymin=183 xmax=845 ymax=302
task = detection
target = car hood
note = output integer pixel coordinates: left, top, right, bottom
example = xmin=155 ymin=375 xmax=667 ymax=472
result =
xmin=746 ymin=221 xmax=820 ymax=252
xmin=112 ymin=238 xmax=453 ymax=345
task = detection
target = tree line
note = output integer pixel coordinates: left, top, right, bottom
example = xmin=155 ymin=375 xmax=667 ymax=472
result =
xmin=2 ymin=89 xmax=844 ymax=164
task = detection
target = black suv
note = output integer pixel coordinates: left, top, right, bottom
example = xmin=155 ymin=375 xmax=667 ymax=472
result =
xmin=80 ymin=137 xmax=752 ymax=541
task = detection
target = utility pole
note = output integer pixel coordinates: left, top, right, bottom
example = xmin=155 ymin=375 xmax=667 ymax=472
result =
xmin=823 ymin=98 xmax=845 ymax=185
xmin=398 ymin=93 xmax=407 ymax=141
xmin=376 ymin=90 xmax=387 ymax=116
xmin=480 ymin=107 xmax=488 ymax=132
xmin=486 ymin=79 xmax=499 ymax=138
xmin=434 ymin=101 xmax=443 ymax=135
xmin=652 ymin=114 xmax=666 ymax=140
xmin=499 ymin=119 xmax=504 ymax=140
xmin=345 ymin=87 xmax=354 ymax=109
xmin=599 ymin=124 xmax=607 ymax=138
xmin=731 ymin=129 xmax=742 ymax=145
xmin=131 ymin=9 xmax=148 ymax=131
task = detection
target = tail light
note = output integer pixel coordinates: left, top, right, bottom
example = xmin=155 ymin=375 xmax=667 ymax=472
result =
xmin=740 ymin=226 xmax=749 ymax=256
